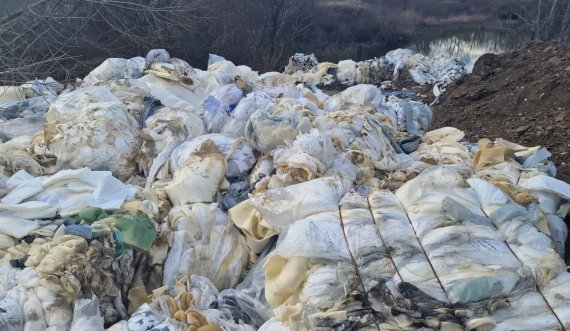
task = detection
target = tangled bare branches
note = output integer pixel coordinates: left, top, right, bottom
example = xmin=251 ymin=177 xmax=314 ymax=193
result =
xmin=511 ymin=0 xmax=570 ymax=41
xmin=207 ymin=0 xmax=314 ymax=72
xmin=0 ymin=0 xmax=211 ymax=85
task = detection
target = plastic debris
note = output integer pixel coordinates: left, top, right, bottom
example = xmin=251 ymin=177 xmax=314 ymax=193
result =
xmin=0 ymin=47 xmax=568 ymax=331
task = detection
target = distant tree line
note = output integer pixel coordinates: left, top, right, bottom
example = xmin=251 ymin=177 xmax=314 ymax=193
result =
xmin=0 ymin=0 xmax=549 ymax=85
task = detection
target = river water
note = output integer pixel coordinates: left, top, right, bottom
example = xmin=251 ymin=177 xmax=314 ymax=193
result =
xmin=405 ymin=29 xmax=528 ymax=71
xmin=358 ymin=28 xmax=528 ymax=72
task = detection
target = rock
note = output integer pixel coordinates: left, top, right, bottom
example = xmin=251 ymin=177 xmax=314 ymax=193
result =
xmin=513 ymin=125 xmax=529 ymax=134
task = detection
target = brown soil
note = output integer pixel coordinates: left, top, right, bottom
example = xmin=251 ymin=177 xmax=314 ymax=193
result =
xmin=433 ymin=41 xmax=570 ymax=183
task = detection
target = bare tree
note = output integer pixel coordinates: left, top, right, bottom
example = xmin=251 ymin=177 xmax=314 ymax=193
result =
xmin=511 ymin=0 xmax=570 ymax=41
xmin=0 ymin=0 xmax=211 ymax=85
xmin=206 ymin=0 xmax=314 ymax=72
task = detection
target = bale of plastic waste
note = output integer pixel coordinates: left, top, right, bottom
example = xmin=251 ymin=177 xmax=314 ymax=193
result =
xmin=163 ymin=203 xmax=249 ymax=290
xmin=169 ymin=134 xmax=256 ymax=180
xmin=244 ymin=108 xmax=312 ymax=154
xmin=20 ymin=77 xmax=64 ymax=98
xmin=83 ymin=57 xmax=146 ymax=86
xmin=40 ymin=86 xmax=141 ymax=180
xmin=284 ymin=53 xmax=318 ymax=75
xmin=336 ymin=60 xmax=357 ymax=85
xmin=165 ymin=140 xmax=227 ymax=205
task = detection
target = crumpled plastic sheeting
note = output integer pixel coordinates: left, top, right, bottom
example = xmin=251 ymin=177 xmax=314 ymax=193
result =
xmin=83 ymin=57 xmax=146 ymax=86
xmin=96 ymin=79 xmax=151 ymax=125
xmin=272 ymin=129 xmax=335 ymax=182
xmin=282 ymin=50 xmax=464 ymax=99
xmin=255 ymin=73 xmax=301 ymax=99
xmin=1 ymin=234 xmax=136 ymax=329
xmin=323 ymin=84 xmax=386 ymax=115
xmin=283 ymin=53 xmax=318 ymax=75
xmin=385 ymin=49 xmax=467 ymax=89
xmin=313 ymin=108 xmax=400 ymax=175
xmin=336 ymin=60 xmax=358 ymax=85
xmin=39 ymin=87 xmax=141 ymax=180
xmin=123 ymin=274 xmax=256 ymax=331
xmin=169 ymin=134 xmax=256 ymax=180
xmin=201 ymin=84 xmax=244 ymax=133
xmin=140 ymin=107 xmax=206 ymax=184
xmin=0 ymin=96 xmax=53 ymax=141
xmin=221 ymin=91 xmax=274 ymax=138
xmin=228 ymin=200 xmax=277 ymax=254
xmin=244 ymin=108 xmax=312 ymax=154
xmin=164 ymin=203 xmax=249 ymax=290
xmin=385 ymin=95 xmax=433 ymax=133
xmin=1 ymin=168 xmax=136 ymax=217
xmin=165 ymin=140 xmax=227 ymax=206
xmin=249 ymin=176 xmax=348 ymax=232
xmin=20 ymin=77 xmax=64 ymax=99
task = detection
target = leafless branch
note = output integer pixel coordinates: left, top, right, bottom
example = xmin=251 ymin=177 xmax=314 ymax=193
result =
xmin=0 ymin=0 xmax=211 ymax=85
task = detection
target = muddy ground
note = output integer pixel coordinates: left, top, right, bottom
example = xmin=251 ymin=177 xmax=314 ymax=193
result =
xmin=434 ymin=41 xmax=569 ymax=182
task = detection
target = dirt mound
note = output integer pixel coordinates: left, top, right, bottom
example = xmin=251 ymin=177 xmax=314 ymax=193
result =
xmin=433 ymin=41 xmax=570 ymax=183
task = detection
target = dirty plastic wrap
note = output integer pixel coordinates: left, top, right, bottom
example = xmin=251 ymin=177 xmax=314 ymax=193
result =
xmin=288 ymin=49 xmax=467 ymax=99
xmin=336 ymin=60 xmax=357 ymax=85
xmin=83 ymin=57 xmax=146 ymax=86
xmin=40 ymin=86 xmax=141 ymax=180
xmin=1 ymin=168 xmax=136 ymax=217
xmin=283 ymin=53 xmax=318 ymax=75
xmin=313 ymin=108 xmax=400 ymax=174
xmin=221 ymin=91 xmax=274 ymax=138
xmin=397 ymin=168 xmax=536 ymax=304
xmin=244 ymin=108 xmax=312 ymax=154
xmin=249 ymin=176 xmax=347 ymax=231
xmin=140 ymin=107 xmax=206 ymax=184
xmin=96 ymin=79 xmax=151 ymax=124
xmin=170 ymin=134 xmax=256 ymax=180
xmin=323 ymin=84 xmax=386 ymax=114
xmin=0 ymin=97 xmax=52 ymax=141
xmin=201 ymin=84 xmax=244 ymax=133
xmin=21 ymin=77 xmax=64 ymax=98
xmin=272 ymin=129 xmax=335 ymax=182
xmin=165 ymin=140 xmax=227 ymax=205
xmin=163 ymin=203 xmax=249 ymax=290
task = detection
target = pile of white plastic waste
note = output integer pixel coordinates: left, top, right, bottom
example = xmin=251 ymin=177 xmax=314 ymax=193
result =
xmin=282 ymin=50 xmax=467 ymax=102
xmin=0 ymin=48 xmax=569 ymax=331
